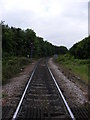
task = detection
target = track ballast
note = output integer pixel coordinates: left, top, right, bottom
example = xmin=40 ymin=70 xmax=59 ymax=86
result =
xmin=12 ymin=59 xmax=74 ymax=120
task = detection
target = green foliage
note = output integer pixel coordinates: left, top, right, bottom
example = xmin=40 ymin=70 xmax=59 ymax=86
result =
xmin=54 ymin=46 xmax=68 ymax=55
xmin=57 ymin=54 xmax=89 ymax=84
xmin=69 ymin=36 xmax=90 ymax=59
xmin=57 ymin=46 xmax=68 ymax=54
xmin=2 ymin=56 xmax=31 ymax=84
xmin=3 ymin=24 xmax=67 ymax=58
xmin=2 ymin=24 xmax=69 ymax=84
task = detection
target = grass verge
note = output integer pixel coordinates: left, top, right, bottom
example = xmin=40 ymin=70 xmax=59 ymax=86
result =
xmin=2 ymin=56 xmax=31 ymax=85
xmin=56 ymin=54 xmax=89 ymax=84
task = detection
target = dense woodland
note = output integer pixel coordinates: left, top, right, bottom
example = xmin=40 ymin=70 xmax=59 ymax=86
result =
xmin=2 ymin=24 xmax=89 ymax=59
xmin=69 ymin=36 xmax=90 ymax=59
xmin=2 ymin=24 xmax=68 ymax=58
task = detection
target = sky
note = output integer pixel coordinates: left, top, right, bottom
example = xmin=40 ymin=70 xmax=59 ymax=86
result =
xmin=0 ymin=0 xmax=89 ymax=49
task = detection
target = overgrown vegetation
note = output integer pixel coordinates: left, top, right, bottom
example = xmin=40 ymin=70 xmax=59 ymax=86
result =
xmin=56 ymin=36 xmax=90 ymax=84
xmin=2 ymin=24 xmax=68 ymax=84
xmin=2 ymin=56 xmax=31 ymax=84
xmin=2 ymin=23 xmax=89 ymax=85
xmin=69 ymin=36 xmax=90 ymax=59
xmin=56 ymin=54 xmax=89 ymax=84
xmin=2 ymin=24 xmax=68 ymax=58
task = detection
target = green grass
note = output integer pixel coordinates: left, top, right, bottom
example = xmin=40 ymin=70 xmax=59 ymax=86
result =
xmin=2 ymin=56 xmax=31 ymax=85
xmin=56 ymin=54 xmax=89 ymax=84
xmin=65 ymin=62 xmax=88 ymax=83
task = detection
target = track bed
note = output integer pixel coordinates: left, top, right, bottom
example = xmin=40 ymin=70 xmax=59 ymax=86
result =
xmin=14 ymin=59 xmax=71 ymax=119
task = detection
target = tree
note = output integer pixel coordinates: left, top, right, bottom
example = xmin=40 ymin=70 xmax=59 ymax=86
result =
xmin=69 ymin=36 xmax=90 ymax=59
xmin=2 ymin=24 xmax=68 ymax=58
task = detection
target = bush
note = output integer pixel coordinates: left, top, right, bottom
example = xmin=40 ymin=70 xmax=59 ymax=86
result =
xmin=2 ymin=56 xmax=31 ymax=84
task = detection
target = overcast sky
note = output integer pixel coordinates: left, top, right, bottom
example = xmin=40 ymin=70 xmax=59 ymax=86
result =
xmin=0 ymin=0 xmax=89 ymax=49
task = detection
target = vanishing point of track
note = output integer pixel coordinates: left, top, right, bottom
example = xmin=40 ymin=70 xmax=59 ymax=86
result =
xmin=11 ymin=58 xmax=75 ymax=120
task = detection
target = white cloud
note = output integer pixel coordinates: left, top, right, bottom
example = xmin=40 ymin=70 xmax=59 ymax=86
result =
xmin=0 ymin=0 xmax=88 ymax=48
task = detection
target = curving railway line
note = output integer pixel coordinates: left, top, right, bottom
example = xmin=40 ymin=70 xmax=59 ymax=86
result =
xmin=11 ymin=58 xmax=75 ymax=120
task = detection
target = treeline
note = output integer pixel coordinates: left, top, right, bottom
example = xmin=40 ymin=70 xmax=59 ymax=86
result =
xmin=69 ymin=36 xmax=90 ymax=59
xmin=2 ymin=24 xmax=68 ymax=58
xmin=3 ymin=24 xmax=89 ymax=60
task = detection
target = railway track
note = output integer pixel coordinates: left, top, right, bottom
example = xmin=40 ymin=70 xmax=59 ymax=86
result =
xmin=10 ymin=58 xmax=75 ymax=120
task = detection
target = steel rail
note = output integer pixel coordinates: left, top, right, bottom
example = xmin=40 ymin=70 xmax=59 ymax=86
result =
xmin=12 ymin=63 xmax=38 ymax=120
xmin=47 ymin=65 xmax=76 ymax=120
xmin=12 ymin=59 xmax=75 ymax=120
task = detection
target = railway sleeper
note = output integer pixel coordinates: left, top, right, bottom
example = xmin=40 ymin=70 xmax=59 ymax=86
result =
xmin=16 ymin=107 xmax=71 ymax=120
